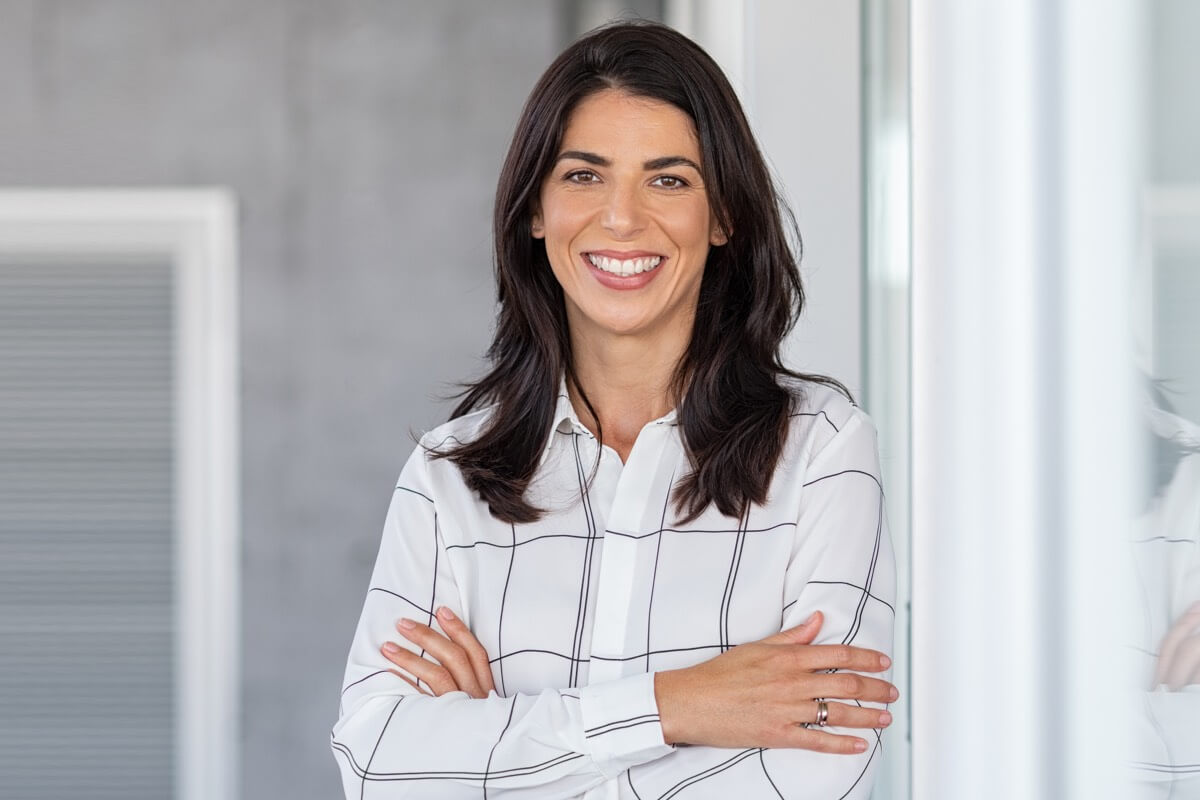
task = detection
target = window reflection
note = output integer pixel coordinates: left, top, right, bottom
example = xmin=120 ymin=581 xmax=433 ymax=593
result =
xmin=1131 ymin=10 xmax=1200 ymax=775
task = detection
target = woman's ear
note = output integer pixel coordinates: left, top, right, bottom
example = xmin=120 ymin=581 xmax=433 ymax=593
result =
xmin=531 ymin=210 xmax=545 ymax=239
xmin=709 ymin=219 xmax=729 ymax=246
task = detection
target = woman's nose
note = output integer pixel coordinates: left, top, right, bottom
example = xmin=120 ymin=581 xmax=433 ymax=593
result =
xmin=600 ymin=184 xmax=646 ymax=239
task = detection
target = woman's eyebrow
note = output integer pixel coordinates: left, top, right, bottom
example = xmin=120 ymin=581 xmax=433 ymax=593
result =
xmin=643 ymin=155 xmax=701 ymax=172
xmin=556 ymin=150 xmax=609 ymax=166
xmin=555 ymin=151 xmax=702 ymax=173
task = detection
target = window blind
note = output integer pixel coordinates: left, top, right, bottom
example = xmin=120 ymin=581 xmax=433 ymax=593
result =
xmin=0 ymin=258 xmax=175 ymax=799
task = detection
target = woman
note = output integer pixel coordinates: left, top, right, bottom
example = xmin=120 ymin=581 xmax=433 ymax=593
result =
xmin=332 ymin=20 xmax=896 ymax=799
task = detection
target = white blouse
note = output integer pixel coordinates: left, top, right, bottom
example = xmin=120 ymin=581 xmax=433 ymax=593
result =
xmin=331 ymin=378 xmax=896 ymax=799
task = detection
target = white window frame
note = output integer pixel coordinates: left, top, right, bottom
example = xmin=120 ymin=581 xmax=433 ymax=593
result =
xmin=909 ymin=2 xmax=1143 ymax=797
xmin=0 ymin=189 xmax=240 ymax=800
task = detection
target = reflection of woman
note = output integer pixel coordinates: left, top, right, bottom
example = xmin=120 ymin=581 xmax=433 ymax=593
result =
xmin=1131 ymin=383 xmax=1200 ymax=797
xmin=331 ymin=21 xmax=896 ymax=799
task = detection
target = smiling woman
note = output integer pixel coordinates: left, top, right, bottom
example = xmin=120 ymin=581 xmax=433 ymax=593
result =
xmin=532 ymin=89 xmax=727 ymax=459
xmin=533 ymin=91 xmax=725 ymax=339
xmin=331 ymin=20 xmax=897 ymax=800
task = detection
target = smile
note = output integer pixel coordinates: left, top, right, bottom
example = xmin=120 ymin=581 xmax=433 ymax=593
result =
xmin=585 ymin=253 xmax=663 ymax=276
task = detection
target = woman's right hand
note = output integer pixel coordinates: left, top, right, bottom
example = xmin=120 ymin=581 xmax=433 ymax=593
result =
xmin=653 ymin=611 xmax=897 ymax=753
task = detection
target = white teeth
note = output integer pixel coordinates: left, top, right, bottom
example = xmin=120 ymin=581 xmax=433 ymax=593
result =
xmin=586 ymin=254 xmax=663 ymax=276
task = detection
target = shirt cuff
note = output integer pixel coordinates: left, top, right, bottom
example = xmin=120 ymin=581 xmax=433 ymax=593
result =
xmin=578 ymin=671 xmax=676 ymax=779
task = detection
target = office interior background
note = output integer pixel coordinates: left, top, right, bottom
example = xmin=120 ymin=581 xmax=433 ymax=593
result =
xmin=0 ymin=0 xmax=1195 ymax=798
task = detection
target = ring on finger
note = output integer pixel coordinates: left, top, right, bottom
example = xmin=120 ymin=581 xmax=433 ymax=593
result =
xmin=815 ymin=698 xmax=829 ymax=728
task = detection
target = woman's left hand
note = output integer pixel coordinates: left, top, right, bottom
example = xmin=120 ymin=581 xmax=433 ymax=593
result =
xmin=1154 ymin=601 xmax=1200 ymax=691
xmin=381 ymin=606 xmax=496 ymax=698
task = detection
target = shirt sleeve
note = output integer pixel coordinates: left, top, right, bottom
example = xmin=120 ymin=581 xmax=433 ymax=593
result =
xmin=330 ymin=438 xmax=676 ymax=799
xmin=621 ymin=408 xmax=898 ymax=799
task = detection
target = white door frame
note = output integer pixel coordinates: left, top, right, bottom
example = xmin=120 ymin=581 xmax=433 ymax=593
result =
xmin=0 ymin=189 xmax=241 ymax=800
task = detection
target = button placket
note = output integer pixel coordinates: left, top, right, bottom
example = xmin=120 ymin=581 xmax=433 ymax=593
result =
xmin=585 ymin=423 xmax=680 ymax=684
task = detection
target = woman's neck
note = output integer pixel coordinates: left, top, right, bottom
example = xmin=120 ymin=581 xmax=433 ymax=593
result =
xmin=566 ymin=324 xmax=687 ymax=463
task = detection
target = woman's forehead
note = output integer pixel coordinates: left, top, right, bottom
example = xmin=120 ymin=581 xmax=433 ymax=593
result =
xmin=557 ymin=89 xmax=701 ymax=163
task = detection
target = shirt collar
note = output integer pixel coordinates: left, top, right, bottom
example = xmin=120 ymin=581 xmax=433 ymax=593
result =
xmin=550 ymin=374 xmax=590 ymax=440
xmin=541 ymin=373 xmax=679 ymax=464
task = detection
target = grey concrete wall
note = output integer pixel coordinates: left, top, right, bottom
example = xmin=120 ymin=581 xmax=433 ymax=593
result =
xmin=0 ymin=1 xmax=560 ymax=797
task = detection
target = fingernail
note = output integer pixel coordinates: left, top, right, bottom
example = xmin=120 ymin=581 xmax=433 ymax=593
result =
xmin=397 ymin=618 xmax=415 ymax=630
xmin=854 ymin=739 xmax=867 ymax=752
xmin=889 ymin=686 xmax=900 ymax=701
xmin=879 ymin=655 xmax=891 ymax=669
xmin=805 ymin=611 xmax=819 ymax=625
xmin=879 ymin=711 xmax=892 ymax=726
xmin=382 ymin=642 xmax=400 ymax=654
xmin=437 ymin=606 xmax=456 ymax=621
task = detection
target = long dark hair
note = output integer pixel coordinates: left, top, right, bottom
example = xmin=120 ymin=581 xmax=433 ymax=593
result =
xmin=435 ymin=19 xmax=850 ymax=524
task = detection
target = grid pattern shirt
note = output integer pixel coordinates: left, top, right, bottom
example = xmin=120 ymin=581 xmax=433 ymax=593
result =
xmin=331 ymin=378 xmax=896 ymax=799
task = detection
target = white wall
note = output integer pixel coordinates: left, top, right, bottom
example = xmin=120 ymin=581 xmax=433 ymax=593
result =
xmin=672 ymin=0 xmax=864 ymax=397
xmin=749 ymin=1 xmax=863 ymax=398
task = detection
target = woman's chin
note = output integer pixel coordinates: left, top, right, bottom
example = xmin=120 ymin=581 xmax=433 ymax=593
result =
xmin=577 ymin=308 xmax=684 ymax=342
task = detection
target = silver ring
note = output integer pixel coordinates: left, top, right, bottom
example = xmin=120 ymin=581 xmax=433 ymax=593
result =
xmin=815 ymin=699 xmax=829 ymax=727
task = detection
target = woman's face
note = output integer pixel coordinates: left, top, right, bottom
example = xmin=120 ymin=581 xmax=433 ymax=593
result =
xmin=532 ymin=88 xmax=726 ymax=345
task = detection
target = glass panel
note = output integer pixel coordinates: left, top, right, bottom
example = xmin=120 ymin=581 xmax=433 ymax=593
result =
xmin=862 ymin=1 xmax=910 ymax=798
xmin=1130 ymin=1 xmax=1200 ymax=793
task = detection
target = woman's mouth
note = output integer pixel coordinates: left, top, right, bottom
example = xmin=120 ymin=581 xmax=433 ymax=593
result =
xmin=584 ymin=253 xmax=663 ymax=277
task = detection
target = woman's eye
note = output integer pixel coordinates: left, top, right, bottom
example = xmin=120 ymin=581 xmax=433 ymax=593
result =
xmin=565 ymin=170 xmax=598 ymax=184
xmin=653 ymin=175 xmax=688 ymax=189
